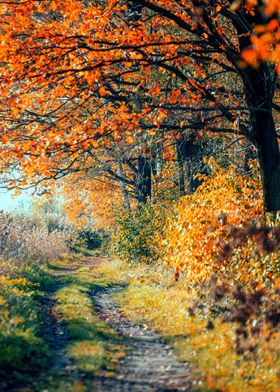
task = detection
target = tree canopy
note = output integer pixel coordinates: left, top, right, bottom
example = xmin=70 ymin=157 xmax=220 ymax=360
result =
xmin=0 ymin=0 xmax=279 ymax=209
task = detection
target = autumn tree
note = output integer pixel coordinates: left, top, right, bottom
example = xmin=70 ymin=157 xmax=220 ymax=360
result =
xmin=0 ymin=0 xmax=279 ymax=210
xmin=126 ymin=0 xmax=280 ymax=210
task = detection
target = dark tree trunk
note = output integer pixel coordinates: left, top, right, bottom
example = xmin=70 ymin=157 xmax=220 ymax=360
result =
xmin=184 ymin=136 xmax=202 ymax=193
xmin=136 ymin=155 xmax=152 ymax=204
xmin=175 ymin=134 xmax=203 ymax=195
xmin=242 ymin=65 xmax=280 ymax=212
xmin=235 ymin=7 xmax=280 ymax=212
xmin=118 ymin=161 xmax=131 ymax=211
xmin=176 ymin=138 xmax=186 ymax=196
xmin=254 ymin=107 xmax=280 ymax=212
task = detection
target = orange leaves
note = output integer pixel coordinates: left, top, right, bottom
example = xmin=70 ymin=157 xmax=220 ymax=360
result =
xmin=234 ymin=0 xmax=280 ymax=72
xmin=150 ymin=83 xmax=161 ymax=97
xmin=262 ymin=0 xmax=280 ymax=17
xmin=251 ymin=33 xmax=275 ymax=61
xmin=246 ymin=0 xmax=258 ymax=8
xmin=0 ymin=0 xmax=278 ymax=199
xmin=61 ymin=171 xmax=124 ymax=230
xmin=49 ymin=2 xmax=58 ymax=12
xmin=241 ymin=22 xmax=280 ymax=73
xmin=99 ymin=86 xmax=108 ymax=96
xmin=11 ymin=106 xmax=20 ymax=119
xmin=241 ymin=47 xmax=259 ymax=68
xmin=161 ymin=161 xmax=264 ymax=284
xmin=170 ymin=89 xmax=182 ymax=103
xmin=255 ymin=18 xmax=279 ymax=34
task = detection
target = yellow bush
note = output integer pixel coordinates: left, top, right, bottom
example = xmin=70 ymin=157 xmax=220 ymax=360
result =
xmin=161 ymin=160 xmax=278 ymax=284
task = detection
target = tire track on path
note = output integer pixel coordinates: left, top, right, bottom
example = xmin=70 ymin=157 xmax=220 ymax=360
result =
xmin=92 ymin=284 xmax=193 ymax=392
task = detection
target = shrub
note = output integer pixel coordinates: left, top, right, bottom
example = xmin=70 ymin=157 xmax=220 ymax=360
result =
xmin=24 ymin=227 xmax=69 ymax=262
xmin=161 ymin=160 xmax=279 ymax=284
xmin=159 ymin=160 xmax=280 ymax=385
xmin=71 ymin=228 xmax=103 ymax=251
xmin=112 ymin=202 xmax=168 ymax=263
xmin=0 ymin=260 xmax=51 ymax=380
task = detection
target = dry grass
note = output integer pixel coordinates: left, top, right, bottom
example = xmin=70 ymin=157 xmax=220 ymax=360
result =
xmin=0 ymin=210 xmax=69 ymax=263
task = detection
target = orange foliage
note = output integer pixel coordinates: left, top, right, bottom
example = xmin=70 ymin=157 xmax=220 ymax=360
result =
xmin=0 ymin=0 xmax=278 ymax=191
xmin=161 ymin=160 xmax=277 ymax=284
xmin=242 ymin=18 xmax=280 ymax=73
xmin=61 ymin=173 xmax=124 ymax=231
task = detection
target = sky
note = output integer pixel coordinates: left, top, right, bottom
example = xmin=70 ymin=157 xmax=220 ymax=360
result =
xmin=0 ymin=190 xmax=33 ymax=211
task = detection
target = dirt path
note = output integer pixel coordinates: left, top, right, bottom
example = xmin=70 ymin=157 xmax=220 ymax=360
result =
xmin=39 ymin=258 xmax=193 ymax=392
xmin=91 ymin=286 xmax=193 ymax=391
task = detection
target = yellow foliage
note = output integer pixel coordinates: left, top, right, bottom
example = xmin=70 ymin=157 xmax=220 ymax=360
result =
xmin=161 ymin=161 xmax=275 ymax=284
xmin=61 ymin=172 xmax=124 ymax=230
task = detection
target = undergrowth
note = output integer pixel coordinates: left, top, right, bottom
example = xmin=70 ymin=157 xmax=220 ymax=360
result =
xmin=0 ymin=255 xmax=126 ymax=391
xmin=107 ymin=161 xmax=280 ymax=391
xmin=0 ymin=259 xmax=53 ymax=390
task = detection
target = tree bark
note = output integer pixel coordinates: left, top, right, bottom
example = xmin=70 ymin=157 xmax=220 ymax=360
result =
xmin=136 ymin=155 xmax=152 ymax=204
xmin=235 ymin=6 xmax=280 ymax=212
xmin=175 ymin=134 xmax=203 ymax=195
xmin=243 ymin=65 xmax=280 ymax=212
xmin=254 ymin=107 xmax=280 ymax=212
xmin=118 ymin=161 xmax=131 ymax=211
xmin=176 ymin=138 xmax=186 ymax=196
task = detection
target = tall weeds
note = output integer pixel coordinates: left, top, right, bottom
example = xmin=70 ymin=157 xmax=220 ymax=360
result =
xmin=0 ymin=210 xmax=69 ymax=263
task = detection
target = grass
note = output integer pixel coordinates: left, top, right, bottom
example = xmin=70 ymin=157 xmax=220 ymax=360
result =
xmin=53 ymin=281 xmax=126 ymax=375
xmin=71 ymin=246 xmax=97 ymax=257
xmin=0 ymin=261 xmax=54 ymax=390
xmin=0 ymin=255 xmax=127 ymax=391
xmin=1 ymin=254 xmax=279 ymax=391
xmin=91 ymin=258 xmax=280 ymax=392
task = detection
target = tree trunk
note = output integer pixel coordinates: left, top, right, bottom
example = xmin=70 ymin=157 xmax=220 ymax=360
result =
xmin=118 ymin=161 xmax=131 ymax=211
xmin=242 ymin=64 xmax=280 ymax=212
xmin=176 ymin=138 xmax=186 ymax=196
xmin=184 ymin=136 xmax=201 ymax=193
xmin=136 ymin=155 xmax=152 ymax=204
xmin=254 ymin=108 xmax=280 ymax=212
xmin=234 ymin=9 xmax=280 ymax=211
xmin=175 ymin=134 xmax=202 ymax=195
xmin=152 ymin=141 xmax=163 ymax=176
